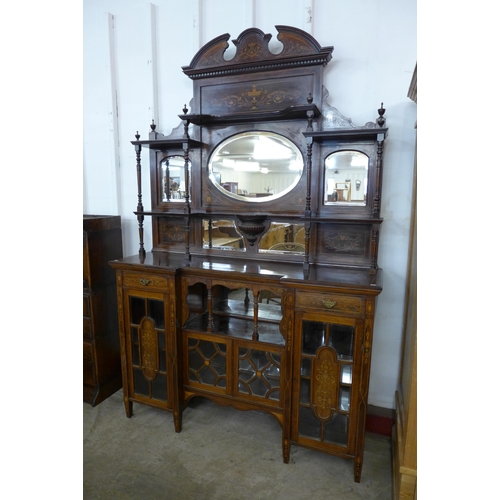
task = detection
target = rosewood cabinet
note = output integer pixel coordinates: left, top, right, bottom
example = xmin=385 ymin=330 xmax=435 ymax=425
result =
xmin=110 ymin=26 xmax=388 ymax=482
xmin=83 ymin=215 xmax=123 ymax=406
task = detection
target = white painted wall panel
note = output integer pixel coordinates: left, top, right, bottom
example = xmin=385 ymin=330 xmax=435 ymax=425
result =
xmin=83 ymin=0 xmax=417 ymax=409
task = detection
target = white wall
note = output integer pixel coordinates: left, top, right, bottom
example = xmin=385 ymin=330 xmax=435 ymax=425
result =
xmin=83 ymin=0 xmax=416 ymax=409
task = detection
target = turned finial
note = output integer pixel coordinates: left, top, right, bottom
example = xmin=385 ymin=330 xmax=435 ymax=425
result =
xmin=377 ymin=103 xmax=386 ymax=127
xmin=135 ymin=131 xmax=140 ymax=140
xmin=150 ymin=119 xmax=156 ymax=132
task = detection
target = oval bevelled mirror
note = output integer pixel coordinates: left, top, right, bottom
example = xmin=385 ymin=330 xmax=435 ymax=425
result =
xmin=324 ymin=151 xmax=369 ymax=206
xmin=161 ymin=156 xmax=190 ymax=202
xmin=208 ymin=132 xmax=303 ymax=202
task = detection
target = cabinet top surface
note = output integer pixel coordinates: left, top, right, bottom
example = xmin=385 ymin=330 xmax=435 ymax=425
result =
xmin=110 ymin=252 xmax=382 ymax=293
xmin=83 ymin=214 xmax=122 ymax=232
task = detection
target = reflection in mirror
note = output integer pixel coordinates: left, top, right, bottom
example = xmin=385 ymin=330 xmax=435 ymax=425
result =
xmin=203 ymin=219 xmax=245 ymax=251
xmin=259 ymin=222 xmax=305 ymax=254
xmin=324 ymin=151 xmax=369 ymax=205
xmin=161 ymin=156 xmax=190 ymax=202
xmin=209 ymin=132 xmax=303 ymax=202
xmin=212 ymin=286 xmax=283 ymax=322
xmin=258 ymin=288 xmax=282 ymax=309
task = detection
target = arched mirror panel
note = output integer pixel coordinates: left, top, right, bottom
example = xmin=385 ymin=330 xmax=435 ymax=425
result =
xmin=324 ymin=151 xmax=369 ymax=206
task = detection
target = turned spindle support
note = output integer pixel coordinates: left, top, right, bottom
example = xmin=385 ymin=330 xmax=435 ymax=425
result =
xmin=134 ymin=132 xmax=146 ymax=261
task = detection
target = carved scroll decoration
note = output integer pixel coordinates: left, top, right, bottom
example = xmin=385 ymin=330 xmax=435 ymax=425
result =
xmin=182 ymin=26 xmax=333 ymax=79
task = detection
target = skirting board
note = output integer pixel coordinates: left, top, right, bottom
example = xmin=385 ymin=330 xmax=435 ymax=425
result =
xmin=366 ymin=404 xmax=395 ymax=436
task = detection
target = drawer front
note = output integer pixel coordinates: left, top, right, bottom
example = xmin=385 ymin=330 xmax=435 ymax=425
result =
xmin=296 ymin=291 xmax=365 ymax=316
xmin=83 ymin=341 xmax=94 ymax=365
xmin=122 ymin=271 xmax=169 ymax=291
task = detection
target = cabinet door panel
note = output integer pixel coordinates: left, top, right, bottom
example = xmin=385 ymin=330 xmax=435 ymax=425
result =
xmin=124 ymin=289 xmax=171 ymax=407
xmin=185 ymin=333 xmax=229 ymax=393
xmin=235 ymin=342 xmax=282 ymax=406
xmin=293 ymin=312 xmax=362 ymax=454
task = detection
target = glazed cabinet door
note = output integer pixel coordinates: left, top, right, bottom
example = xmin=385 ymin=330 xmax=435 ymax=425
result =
xmin=116 ymin=270 xmax=179 ymax=428
xmin=293 ymin=312 xmax=363 ymax=451
xmin=124 ymin=290 xmax=170 ymax=404
xmin=180 ymin=277 xmax=286 ymax=409
xmin=180 ymin=275 xmax=294 ymax=461
xmin=292 ymin=292 xmax=375 ymax=483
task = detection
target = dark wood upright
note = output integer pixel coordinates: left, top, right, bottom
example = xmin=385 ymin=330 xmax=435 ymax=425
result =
xmin=392 ymin=64 xmax=417 ymax=500
xmin=111 ymin=26 xmax=389 ymax=482
xmin=83 ymin=215 xmax=123 ymax=406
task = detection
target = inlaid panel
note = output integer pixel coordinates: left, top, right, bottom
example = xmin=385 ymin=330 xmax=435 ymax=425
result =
xmin=297 ymin=320 xmax=355 ymax=448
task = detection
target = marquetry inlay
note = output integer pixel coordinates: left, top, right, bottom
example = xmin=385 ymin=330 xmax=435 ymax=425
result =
xmin=324 ymin=231 xmax=363 ymax=252
xmin=312 ymin=347 xmax=338 ymax=420
xmin=160 ymin=223 xmax=184 ymax=243
xmin=139 ymin=317 xmax=158 ymax=381
xmin=363 ymin=323 xmax=373 ymax=364
xmin=282 ymin=292 xmax=295 ymax=350
xmin=241 ymin=42 xmax=262 ymax=58
xmin=211 ymin=83 xmax=302 ymax=112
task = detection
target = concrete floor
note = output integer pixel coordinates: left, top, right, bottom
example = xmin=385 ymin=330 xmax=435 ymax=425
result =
xmin=84 ymin=390 xmax=392 ymax=499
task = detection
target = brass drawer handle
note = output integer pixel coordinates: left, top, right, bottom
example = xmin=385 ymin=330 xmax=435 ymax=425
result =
xmin=139 ymin=279 xmax=151 ymax=286
xmin=322 ymin=300 xmax=337 ymax=309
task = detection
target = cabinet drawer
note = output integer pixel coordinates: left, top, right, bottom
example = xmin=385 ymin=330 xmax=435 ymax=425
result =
xmin=296 ymin=291 xmax=365 ymax=316
xmin=122 ymin=271 xmax=169 ymax=291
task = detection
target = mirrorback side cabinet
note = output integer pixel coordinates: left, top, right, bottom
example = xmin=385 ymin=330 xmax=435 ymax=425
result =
xmin=110 ymin=26 xmax=388 ymax=483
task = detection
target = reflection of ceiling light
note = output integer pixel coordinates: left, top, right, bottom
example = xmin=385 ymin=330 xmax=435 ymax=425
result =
xmin=350 ymin=156 xmax=368 ymax=167
xmin=288 ymin=160 xmax=301 ymax=171
xmin=234 ymin=161 xmax=260 ymax=172
xmin=222 ymin=158 xmax=235 ymax=167
xmin=253 ymin=137 xmax=293 ymax=160
xmin=260 ymin=168 xmax=269 ymax=174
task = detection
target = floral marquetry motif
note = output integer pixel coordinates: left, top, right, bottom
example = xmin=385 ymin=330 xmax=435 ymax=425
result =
xmin=311 ymin=347 xmax=338 ymax=420
xmin=211 ymin=84 xmax=301 ymax=112
xmin=139 ymin=317 xmax=158 ymax=381
xmin=241 ymin=42 xmax=262 ymax=59
xmin=324 ymin=231 xmax=363 ymax=252
xmin=160 ymin=223 xmax=184 ymax=243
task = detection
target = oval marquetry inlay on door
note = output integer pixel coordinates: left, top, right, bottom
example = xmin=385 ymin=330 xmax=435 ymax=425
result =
xmin=139 ymin=317 xmax=158 ymax=381
xmin=311 ymin=347 xmax=339 ymax=420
